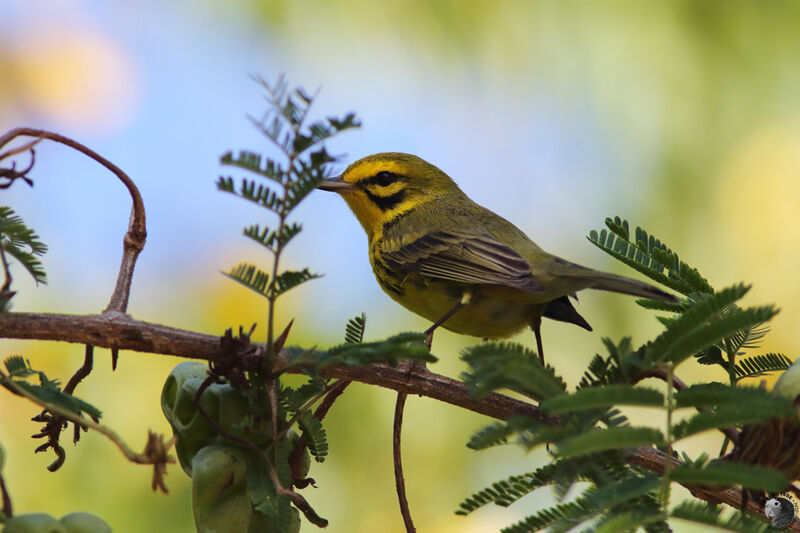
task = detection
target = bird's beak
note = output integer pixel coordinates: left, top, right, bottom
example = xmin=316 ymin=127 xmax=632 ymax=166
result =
xmin=317 ymin=176 xmax=354 ymax=192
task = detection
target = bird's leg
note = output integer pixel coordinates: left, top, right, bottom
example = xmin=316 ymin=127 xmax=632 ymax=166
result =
xmin=423 ymin=291 xmax=473 ymax=350
xmin=531 ymin=315 xmax=545 ymax=365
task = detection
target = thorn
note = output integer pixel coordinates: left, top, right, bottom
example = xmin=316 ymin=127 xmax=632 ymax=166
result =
xmin=273 ymin=318 xmax=294 ymax=355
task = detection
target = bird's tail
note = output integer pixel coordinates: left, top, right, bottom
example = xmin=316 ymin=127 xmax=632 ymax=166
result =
xmin=587 ymin=270 xmax=677 ymax=303
xmin=554 ymin=259 xmax=678 ymax=304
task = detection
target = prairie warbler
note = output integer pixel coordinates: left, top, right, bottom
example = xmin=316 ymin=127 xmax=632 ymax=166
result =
xmin=318 ymin=153 xmax=677 ymax=362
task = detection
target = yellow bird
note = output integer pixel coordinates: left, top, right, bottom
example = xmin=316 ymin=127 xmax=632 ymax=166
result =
xmin=318 ymin=153 xmax=677 ymax=362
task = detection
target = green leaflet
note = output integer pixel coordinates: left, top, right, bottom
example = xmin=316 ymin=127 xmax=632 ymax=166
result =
xmin=670 ymin=462 xmax=787 ymax=492
xmin=541 ymin=384 xmax=665 ymax=414
xmin=555 ymin=427 xmax=665 ymax=458
xmin=671 ymin=501 xmax=772 ymax=533
xmin=461 ymin=342 xmax=567 ymax=401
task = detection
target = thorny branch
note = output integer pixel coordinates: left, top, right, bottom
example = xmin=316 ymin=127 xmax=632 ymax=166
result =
xmin=394 ymin=392 xmax=415 ymax=533
xmin=0 ymin=128 xmax=147 ymax=316
xmin=0 ymin=310 xmax=790 ymax=522
xmin=1 ymin=127 xmax=794 ymax=528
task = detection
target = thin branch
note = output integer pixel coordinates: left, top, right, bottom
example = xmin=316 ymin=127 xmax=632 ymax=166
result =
xmin=394 ymin=392 xmax=416 ymax=533
xmin=31 ymin=345 xmax=96 ymax=470
xmin=64 ymin=345 xmax=94 ymax=395
xmin=629 ymin=446 xmax=800 ymax=532
xmin=1 ymin=371 xmax=175 ymax=492
xmin=0 ymin=128 xmax=146 ymax=313
xmin=0 ymin=241 xmax=13 ymax=298
xmin=0 ymin=471 xmax=11 ymax=518
xmin=0 ymin=142 xmax=36 ymax=189
xmin=289 ymin=380 xmax=350 ymax=485
xmin=0 ymin=310 xmax=787 ymax=518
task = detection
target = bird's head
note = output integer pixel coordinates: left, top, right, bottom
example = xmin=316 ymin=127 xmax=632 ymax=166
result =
xmin=318 ymin=152 xmax=466 ymax=239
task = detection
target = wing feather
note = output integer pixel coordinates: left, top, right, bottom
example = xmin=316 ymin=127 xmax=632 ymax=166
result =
xmin=381 ymin=231 xmax=544 ymax=293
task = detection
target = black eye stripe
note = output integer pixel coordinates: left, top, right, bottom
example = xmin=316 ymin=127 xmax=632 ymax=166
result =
xmin=364 ymin=189 xmax=405 ymax=211
xmin=361 ymin=171 xmax=401 ymax=187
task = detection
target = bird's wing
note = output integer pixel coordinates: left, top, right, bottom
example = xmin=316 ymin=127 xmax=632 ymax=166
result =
xmin=381 ymin=230 xmax=545 ymax=293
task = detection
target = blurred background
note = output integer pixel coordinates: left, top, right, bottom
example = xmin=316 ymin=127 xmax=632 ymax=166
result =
xmin=2 ymin=1 xmax=800 ymax=531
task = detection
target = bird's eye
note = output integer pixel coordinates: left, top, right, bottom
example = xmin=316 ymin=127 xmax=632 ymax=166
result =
xmin=375 ymin=171 xmax=396 ymax=187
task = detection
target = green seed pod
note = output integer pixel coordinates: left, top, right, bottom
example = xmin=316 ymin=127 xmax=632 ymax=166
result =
xmin=2 ymin=513 xmax=64 ymax=533
xmin=191 ymin=445 xmax=300 ymax=533
xmin=161 ymin=362 xmax=273 ymax=474
xmin=59 ymin=513 xmax=112 ymax=533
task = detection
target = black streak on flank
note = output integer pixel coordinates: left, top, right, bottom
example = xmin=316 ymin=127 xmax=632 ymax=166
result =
xmin=365 ymin=189 xmax=405 ymax=211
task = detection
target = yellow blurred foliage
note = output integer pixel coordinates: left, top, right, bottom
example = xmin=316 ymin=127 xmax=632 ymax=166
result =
xmin=0 ymin=24 xmax=139 ymax=133
xmin=714 ymin=123 xmax=800 ymax=369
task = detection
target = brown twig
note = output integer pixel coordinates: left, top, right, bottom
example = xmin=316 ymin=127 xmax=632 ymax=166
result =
xmin=629 ymin=446 xmax=800 ymax=532
xmin=3 ymin=371 xmax=175 ymax=490
xmin=0 ymin=310 xmax=788 ymax=519
xmin=30 ymin=345 xmax=96 ymax=470
xmin=64 ymin=345 xmax=95 ymax=395
xmin=0 ymin=128 xmax=146 ymax=313
xmin=0 ymin=140 xmax=37 ymax=189
xmin=0 ymin=471 xmax=12 ymax=518
xmin=0 ymin=241 xmax=15 ymax=307
xmin=394 ymin=392 xmax=416 ymax=533
xmin=289 ymin=379 xmax=350 ymax=486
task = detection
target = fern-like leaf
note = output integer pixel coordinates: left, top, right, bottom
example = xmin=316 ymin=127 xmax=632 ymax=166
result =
xmin=735 ymin=352 xmax=792 ymax=381
xmin=540 ymin=385 xmax=664 ymax=415
xmin=282 ymin=170 xmax=326 ymax=213
xmin=223 ymin=263 xmax=270 ymax=298
xmin=670 ymin=501 xmax=771 ymax=532
xmin=672 ymin=405 xmax=790 ymax=440
xmin=0 ymin=206 xmax=48 ymax=284
xmin=674 ymin=382 xmax=793 ymax=411
xmin=501 ymin=498 xmax=594 ymax=533
xmin=287 ymin=332 xmax=436 ymax=369
xmin=272 ymin=268 xmax=321 ymax=297
xmin=281 ymin=378 xmax=327 ymax=412
xmin=2 ymin=358 xmax=102 ymax=420
xmin=243 ymin=223 xmax=302 ymax=253
xmin=635 ymin=298 xmax=685 ymax=312
xmin=292 ymin=113 xmax=361 ymax=155
xmin=456 ymin=468 xmax=558 ymax=514
xmin=670 ymin=462 xmax=787 ymax=492
xmin=662 ymin=305 xmax=778 ymax=365
xmin=556 ymin=427 xmax=665 ymax=458
xmin=297 ymin=410 xmax=328 ymax=463
xmin=344 ymin=313 xmax=366 ymax=344
xmin=461 ymin=342 xmax=567 ymax=401
xmin=645 ymin=284 xmax=749 ymax=361
xmin=466 ymin=416 xmax=536 ymax=450
xmin=217 ymin=176 xmax=284 ymax=213
xmin=220 ymin=150 xmax=288 ymax=184
xmin=4 ymin=355 xmax=35 ymax=378
xmin=582 ymin=474 xmax=662 ymax=510
xmin=588 ymin=216 xmax=712 ymax=296
xmin=590 ymin=508 xmax=666 ymax=533
xmin=728 ymin=323 xmax=771 ymax=353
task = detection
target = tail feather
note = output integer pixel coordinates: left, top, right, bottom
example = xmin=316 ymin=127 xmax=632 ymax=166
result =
xmin=586 ymin=270 xmax=678 ymax=303
xmin=552 ymin=258 xmax=678 ymax=304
